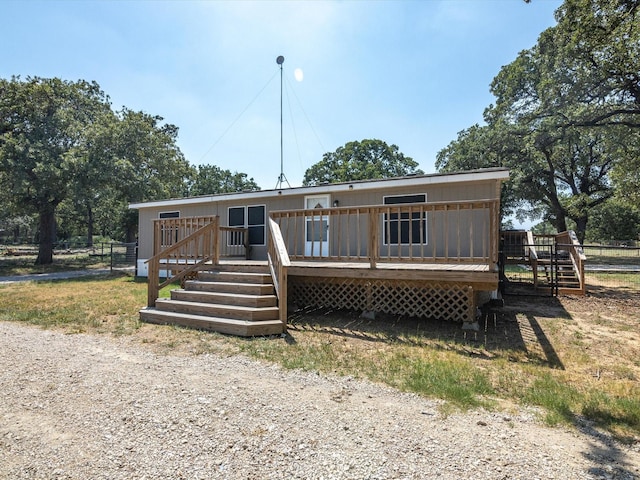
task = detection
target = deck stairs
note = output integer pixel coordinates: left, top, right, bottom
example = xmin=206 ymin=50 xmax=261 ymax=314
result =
xmin=501 ymin=230 xmax=586 ymax=295
xmin=140 ymin=264 xmax=285 ymax=336
xmin=535 ymin=255 xmax=582 ymax=293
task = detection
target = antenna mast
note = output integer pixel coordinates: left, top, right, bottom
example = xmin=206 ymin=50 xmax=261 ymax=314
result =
xmin=275 ymin=55 xmax=290 ymax=189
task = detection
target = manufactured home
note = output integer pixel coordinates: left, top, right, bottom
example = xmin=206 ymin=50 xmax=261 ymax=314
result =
xmin=130 ymin=167 xmax=510 ymax=335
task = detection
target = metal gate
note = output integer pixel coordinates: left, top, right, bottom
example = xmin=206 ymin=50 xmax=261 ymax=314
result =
xmin=110 ymin=242 xmax=138 ymax=274
xmin=500 ymin=233 xmax=559 ymax=297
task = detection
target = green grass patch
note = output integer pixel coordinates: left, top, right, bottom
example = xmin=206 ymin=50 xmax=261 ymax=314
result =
xmin=586 ymin=272 xmax=640 ymax=290
xmin=388 ymin=353 xmax=494 ymax=409
xmin=239 ymin=336 xmax=494 ymax=410
xmin=522 ymin=373 xmax=580 ymax=426
xmin=582 ymin=393 xmax=640 ymax=434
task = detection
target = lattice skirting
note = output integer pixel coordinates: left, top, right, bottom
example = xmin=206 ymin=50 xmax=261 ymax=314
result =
xmin=288 ymin=276 xmax=474 ymax=323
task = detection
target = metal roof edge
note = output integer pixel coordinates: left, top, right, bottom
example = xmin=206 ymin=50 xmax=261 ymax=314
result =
xmin=128 ymin=167 xmax=509 ymax=210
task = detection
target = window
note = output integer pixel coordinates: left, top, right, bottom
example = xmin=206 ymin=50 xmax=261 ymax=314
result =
xmin=383 ymin=194 xmax=427 ymax=245
xmin=158 ymin=212 xmax=180 ymax=247
xmin=228 ymin=205 xmax=265 ymax=246
xmin=247 ymin=205 xmax=265 ymax=245
xmin=158 ymin=211 xmax=180 ymax=246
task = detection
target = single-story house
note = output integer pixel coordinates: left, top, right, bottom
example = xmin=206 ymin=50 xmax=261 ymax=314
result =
xmin=130 ymin=167 xmax=509 ymax=335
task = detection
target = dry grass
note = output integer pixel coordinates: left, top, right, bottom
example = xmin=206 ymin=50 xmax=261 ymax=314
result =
xmin=0 ymin=273 xmax=638 ymax=441
xmin=0 ymin=251 xmax=109 ymax=276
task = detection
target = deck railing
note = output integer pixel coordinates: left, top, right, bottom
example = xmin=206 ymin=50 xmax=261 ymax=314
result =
xmin=267 ymin=218 xmax=290 ymax=325
xmin=153 ymin=216 xmax=248 ymax=259
xmin=502 ymin=230 xmax=586 ymax=294
xmin=557 ymin=230 xmax=586 ymax=294
xmin=269 ymin=199 xmax=500 ymax=268
xmin=153 ymin=216 xmax=217 ymax=256
xmin=147 ymin=217 xmax=219 ymax=307
xmin=146 ymin=216 xmax=250 ymax=306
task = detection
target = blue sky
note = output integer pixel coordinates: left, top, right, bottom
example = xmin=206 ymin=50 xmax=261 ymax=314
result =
xmin=2 ymin=0 xmax=562 ymax=190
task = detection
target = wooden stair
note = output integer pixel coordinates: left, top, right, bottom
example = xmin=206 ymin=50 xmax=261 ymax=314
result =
xmin=140 ymin=264 xmax=285 ymax=336
xmin=537 ymin=258 xmax=582 ymax=294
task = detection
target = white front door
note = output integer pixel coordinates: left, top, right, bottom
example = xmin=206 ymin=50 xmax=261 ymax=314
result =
xmin=304 ymin=195 xmax=330 ymax=257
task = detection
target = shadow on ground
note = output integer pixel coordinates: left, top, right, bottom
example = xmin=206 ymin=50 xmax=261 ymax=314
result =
xmin=286 ymin=296 xmax=640 ymax=477
xmin=286 ymin=293 xmax=570 ymax=369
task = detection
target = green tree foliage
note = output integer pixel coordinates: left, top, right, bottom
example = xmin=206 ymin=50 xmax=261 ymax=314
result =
xmin=610 ymin=131 xmax=640 ymax=205
xmin=490 ymin=0 xmax=640 ymax=130
xmin=303 ymin=139 xmax=423 ymax=186
xmin=437 ymin=0 xmax=639 ymax=243
xmin=189 ymin=164 xmax=260 ymax=196
xmin=586 ymin=198 xmax=640 ymax=243
xmin=49 ymin=108 xmax=193 ymax=245
xmin=0 ymin=76 xmax=111 ymax=263
xmin=104 ymin=108 xmax=194 ymax=243
xmin=0 ymin=77 xmax=195 ymax=260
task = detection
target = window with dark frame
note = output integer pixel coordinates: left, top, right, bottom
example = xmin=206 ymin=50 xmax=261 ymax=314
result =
xmin=228 ymin=205 xmax=265 ymax=246
xmin=383 ymin=194 xmax=427 ymax=245
xmin=247 ymin=205 xmax=265 ymax=246
xmin=158 ymin=211 xmax=180 ymax=246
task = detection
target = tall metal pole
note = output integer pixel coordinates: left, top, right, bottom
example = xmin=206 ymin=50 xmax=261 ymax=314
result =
xmin=279 ymin=57 xmax=283 ymax=182
xmin=275 ymin=55 xmax=290 ymax=189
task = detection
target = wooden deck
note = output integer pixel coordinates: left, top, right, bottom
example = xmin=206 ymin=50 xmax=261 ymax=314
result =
xmin=143 ymin=206 xmax=504 ymax=333
xmin=218 ymin=259 xmax=497 ymax=285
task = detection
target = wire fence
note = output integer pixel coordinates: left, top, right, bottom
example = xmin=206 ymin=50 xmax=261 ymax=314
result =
xmin=1 ymin=242 xmax=138 ymax=275
xmin=583 ymin=244 xmax=639 ymax=293
xmin=108 ymin=243 xmax=138 ymax=272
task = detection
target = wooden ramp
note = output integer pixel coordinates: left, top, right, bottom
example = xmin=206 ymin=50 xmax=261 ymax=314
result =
xmin=140 ymin=264 xmax=285 ymax=337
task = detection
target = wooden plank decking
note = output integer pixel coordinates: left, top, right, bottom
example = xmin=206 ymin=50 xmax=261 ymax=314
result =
xmin=219 ymin=259 xmax=496 ymax=284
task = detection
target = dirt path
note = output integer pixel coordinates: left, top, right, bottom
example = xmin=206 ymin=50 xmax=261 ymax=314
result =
xmin=0 ymin=269 xmax=112 ymax=284
xmin=1 ymin=322 xmax=638 ymax=479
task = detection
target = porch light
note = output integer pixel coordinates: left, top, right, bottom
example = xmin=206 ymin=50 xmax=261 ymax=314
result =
xmin=333 ymin=200 xmax=339 ymax=207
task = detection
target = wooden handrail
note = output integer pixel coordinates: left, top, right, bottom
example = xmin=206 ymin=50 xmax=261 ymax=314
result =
xmin=219 ymin=226 xmax=250 ymax=259
xmin=153 ymin=215 xmax=217 ymax=256
xmin=146 ymin=217 xmax=219 ymax=307
xmin=527 ymin=231 xmax=538 ymax=261
xmin=270 ymin=199 xmax=500 ymax=267
xmin=267 ymin=218 xmax=290 ymax=327
xmin=557 ymin=230 xmax=586 ymax=294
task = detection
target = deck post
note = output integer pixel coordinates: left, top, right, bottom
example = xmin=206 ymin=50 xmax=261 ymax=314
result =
xmin=147 ymin=258 xmax=158 ymax=307
xmin=213 ymin=216 xmax=220 ymax=265
xmin=279 ymin=267 xmax=288 ymax=327
xmin=369 ymin=209 xmax=378 ymax=269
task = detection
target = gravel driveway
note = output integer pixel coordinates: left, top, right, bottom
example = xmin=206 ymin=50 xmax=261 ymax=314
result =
xmin=1 ymin=322 xmax=638 ymax=479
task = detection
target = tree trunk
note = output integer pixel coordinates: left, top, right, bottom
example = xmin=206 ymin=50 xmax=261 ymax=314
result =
xmin=574 ymin=215 xmax=588 ymax=245
xmin=552 ymin=214 xmax=568 ymax=234
xmin=548 ymin=202 xmax=568 ymax=234
xmin=86 ymin=205 xmax=94 ymax=247
xmin=35 ymin=205 xmax=56 ymax=265
xmin=124 ymin=210 xmax=138 ymax=243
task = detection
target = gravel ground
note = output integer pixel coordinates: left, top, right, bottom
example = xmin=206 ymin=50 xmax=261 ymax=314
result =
xmin=1 ymin=322 xmax=638 ymax=480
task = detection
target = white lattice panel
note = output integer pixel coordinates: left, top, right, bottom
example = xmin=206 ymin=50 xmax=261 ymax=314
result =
xmin=289 ymin=277 xmax=473 ymax=323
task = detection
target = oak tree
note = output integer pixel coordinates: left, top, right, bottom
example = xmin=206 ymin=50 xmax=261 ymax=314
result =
xmin=303 ymin=139 xmax=422 ymax=186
